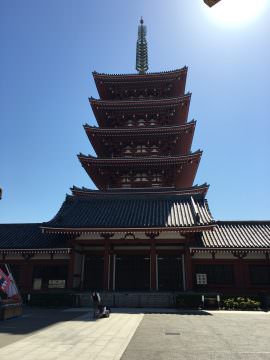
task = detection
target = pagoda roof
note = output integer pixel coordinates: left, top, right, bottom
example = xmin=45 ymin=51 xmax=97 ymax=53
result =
xmin=42 ymin=191 xmax=214 ymax=233
xmin=90 ymin=94 xmax=191 ymax=110
xmin=71 ymin=184 xmax=210 ymax=198
xmin=84 ymin=121 xmax=195 ymax=137
xmin=0 ymin=223 xmax=71 ymax=253
xmin=78 ymin=151 xmax=202 ymax=166
xmin=191 ymin=221 xmax=270 ymax=251
xmin=92 ymin=67 xmax=188 ymax=82
xmin=78 ymin=152 xmax=201 ymax=190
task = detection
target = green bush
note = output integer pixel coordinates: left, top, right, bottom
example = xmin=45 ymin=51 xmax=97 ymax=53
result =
xmin=223 ymin=297 xmax=260 ymax=310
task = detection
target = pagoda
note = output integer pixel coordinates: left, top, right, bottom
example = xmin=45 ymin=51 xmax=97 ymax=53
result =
xmin=79 ymin=19 xmax=201 ymax=191
xmin=41 ymin=18 xmax=214 ymax=292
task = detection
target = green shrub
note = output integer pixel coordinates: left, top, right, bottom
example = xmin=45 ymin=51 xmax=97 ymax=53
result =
xmin=223 ymin=297 xmax=260 ymax=310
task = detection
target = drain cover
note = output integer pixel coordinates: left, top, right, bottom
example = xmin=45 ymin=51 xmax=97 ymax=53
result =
xmin=165 ymin=332 xmax=180 ymax=335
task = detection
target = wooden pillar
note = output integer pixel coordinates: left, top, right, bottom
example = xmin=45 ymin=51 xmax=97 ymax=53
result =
xmin=67 ymin=250 xmax=74 ymax=289
xmin=103 ymin=240 xmax=110 ymax=291
xmin=185 ymin=247 xmax=193 ymax=291
xmin=150 ymin=238 xmax=157 ymax=291
xmin=233 ymin=252 xmax=248 ymax=291
xmin=22 ymin=254 xmax=34 ymax=293
xmin=146 ymin=232 xmax=159 ymax=291
xmin=101 ymin=233 xmax=114 ymax=291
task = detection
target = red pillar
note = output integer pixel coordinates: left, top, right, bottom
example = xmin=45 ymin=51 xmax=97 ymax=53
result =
xmin=185 ymin=249 xmax=193 ymax=291
xmin=67 ymin=250 xmax=74 ymax=289
xmin=103 ymin=239 xmax=110 ymax=291
xmin=150 ymin=238 xmax=157 ymax=291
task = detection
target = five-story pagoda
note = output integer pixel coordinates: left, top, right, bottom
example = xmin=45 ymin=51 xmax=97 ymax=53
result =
xmin=42 ymin=19 xmax=214 ymax=292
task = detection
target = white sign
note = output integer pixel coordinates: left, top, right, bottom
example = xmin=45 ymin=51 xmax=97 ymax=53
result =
xmin=33 ymin=278 xmax=42 ymax=290
xmin=196 ymin=273 xmax=207 ymax=285
xmin=48 ymin=280 xmax=66 ymax=289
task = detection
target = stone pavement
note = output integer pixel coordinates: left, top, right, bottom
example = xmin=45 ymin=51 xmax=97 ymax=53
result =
xmin=1 ymin=308 xmax=270 ymax=359
xmin=0 ymin=308 xmax=143 ymax=360
xmin=121 ymin=311 xmax=270 ymax=360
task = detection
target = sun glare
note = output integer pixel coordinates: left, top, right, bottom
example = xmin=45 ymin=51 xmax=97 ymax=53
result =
xmin=204 ymin=0 xmax=268 ymax=27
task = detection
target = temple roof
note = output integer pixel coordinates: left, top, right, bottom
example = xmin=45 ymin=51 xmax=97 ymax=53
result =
xmin=0 ymin=223 xmax=70 ymax=251
xmin=78 ymin=151 xmax=202 ymax=165
xmin=92 ymin=67 xmax=187 ymax=81
xmin=71 ymin=184 xmax=210 ymax=197
xmin=90 ymin=94 xmax=191 ymax=110
xmin=193 ymin=221 xmax=270 ymax=249
xmin=42 ymin=192 xmax=214 ymax=232
xmin=84 ymin=122 xmax=195 ymax=157
xmin=79 ymin=152 xmax=201 ymax=190
xmin=84 ymin=121 xmax=195 ymax=136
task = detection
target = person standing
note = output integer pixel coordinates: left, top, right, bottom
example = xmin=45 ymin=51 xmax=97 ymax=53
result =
xmin=91 ymin=291 xmax=101 ymax=318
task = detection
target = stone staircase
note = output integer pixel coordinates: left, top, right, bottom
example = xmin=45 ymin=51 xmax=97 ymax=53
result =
xmin=76 ymin=291 xmax=177 ymax=308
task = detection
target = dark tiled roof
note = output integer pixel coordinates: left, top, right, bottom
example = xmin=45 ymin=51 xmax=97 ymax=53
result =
xmin=44 ymin=193 xmax=214 ymax=230
xmin=71 ymin=184 xmax=209 ymax=197
xmin=0 ymin=223 xmax=69 ymax=249
xmin=196 ymin=221 xmax=270 ymax=249
xmin=92 ymin=67 xmax=187 ymax=79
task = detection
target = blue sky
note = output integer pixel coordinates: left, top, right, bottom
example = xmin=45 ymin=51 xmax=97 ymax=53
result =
xmin=0 ymin=0 xmax=269 ymax=223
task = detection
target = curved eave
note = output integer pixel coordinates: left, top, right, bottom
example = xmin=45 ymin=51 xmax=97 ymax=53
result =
xmin=84 ymin=121 xmax=195 ymax=136
xmin=71 ymin=183 xmax=210 ymax=197
xmin=89 ymin=94 xmax=191 ymax=109
xmin=41 ymin=224 xmax=215 ymax=235
xmin=84 ymin=122 xmax=196 ymax=157
xmin=92 ymin=67 xmax=188 ymax=81
xmin=78 ymin=151 xmax=202 ymax=167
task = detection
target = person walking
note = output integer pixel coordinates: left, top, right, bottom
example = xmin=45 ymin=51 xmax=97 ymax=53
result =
xmin=91 ymin=291 xmax=101 ymax=318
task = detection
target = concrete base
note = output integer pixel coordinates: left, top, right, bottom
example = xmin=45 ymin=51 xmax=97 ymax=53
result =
xmin=76 ymin=292 xmax=176 ymax=308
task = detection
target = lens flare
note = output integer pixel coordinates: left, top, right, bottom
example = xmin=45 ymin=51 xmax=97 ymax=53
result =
xmin=204 ymin=0 xmax=268 ymax=27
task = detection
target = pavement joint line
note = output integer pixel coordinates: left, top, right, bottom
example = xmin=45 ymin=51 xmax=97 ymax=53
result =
xmin=0 ymin=310 xmax=144 ymax=360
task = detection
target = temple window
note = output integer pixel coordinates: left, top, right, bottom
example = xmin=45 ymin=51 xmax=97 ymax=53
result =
xmin=195 ymin=264 xmax=234 ymax=285
xmin=123 ymin=146 xmax=132 ymax=156
xmin=134 ymin=173 xmax=148 ymax=182
xmin=150 ymin=145 xmax=159 ymax=154
xmin=152 ymin=172 xmax=162 ymax=183
xmin=136 ymin=145 xmax=148 ymax=154
xmin=126 ymin=119 xmax=133 ymax=127
xmin=138 ymin=119 xmax=145 ymax=126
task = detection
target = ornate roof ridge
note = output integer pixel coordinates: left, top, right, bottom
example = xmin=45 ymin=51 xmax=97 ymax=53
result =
xmin=78 ymin=150 xmax=202 ymax=162
xmin=217 ymin=220 xmax=270 ymax=225
xmin=92 ymin=67 xmax=188 ymax=79
xmin=71 ymin=183 xmax=209 ymax=197
xmin=84 ymin=121 xmax=196 ymax=133
xmin=0 ymin=222 xmax=41 ymax=227
xmin=89 ymin=94 xmax=191 ymax=107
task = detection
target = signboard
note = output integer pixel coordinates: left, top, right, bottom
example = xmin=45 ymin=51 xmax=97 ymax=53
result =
xmin=196 ymin=273 xmax=207 ymax=285
xmin=48 ymin=280 xmax=66 ymax=289
xmin=33 ymin=278 xmax=42 ymax=290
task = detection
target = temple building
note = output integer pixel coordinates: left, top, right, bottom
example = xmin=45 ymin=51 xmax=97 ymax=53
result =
xmin=0 ymin=19 xmax=269 ymax=300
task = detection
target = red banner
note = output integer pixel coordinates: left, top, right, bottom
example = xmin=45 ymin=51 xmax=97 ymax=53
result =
xmin=0 ymin=268 xmax=11 ymax=293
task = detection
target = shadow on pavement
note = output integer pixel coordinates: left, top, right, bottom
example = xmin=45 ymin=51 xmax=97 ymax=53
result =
xmin=111 ymin=308 xmax=212 ymax=315
xmin=0 ymin=306 xmax=89 ymax=337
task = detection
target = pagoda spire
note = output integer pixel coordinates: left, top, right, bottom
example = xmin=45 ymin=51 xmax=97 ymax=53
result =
xmin=136 ymin=17 xmax=149 ymax=74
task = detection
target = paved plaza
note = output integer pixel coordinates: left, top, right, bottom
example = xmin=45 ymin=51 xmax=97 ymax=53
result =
xmin=0 ymin=308 xmax=270 ymax=359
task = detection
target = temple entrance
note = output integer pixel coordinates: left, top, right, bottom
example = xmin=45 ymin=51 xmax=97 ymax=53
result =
xmin=84 ymin=255 xmax=103 ymax=290
xmin=115 ymin=255 xmax=150 ymax=290
xmin=158 ymin=255 xmax=183 ymax=291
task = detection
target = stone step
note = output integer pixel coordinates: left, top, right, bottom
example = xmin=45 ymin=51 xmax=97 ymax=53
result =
xmin=76 ymin=292 xmax=176 ymax=308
